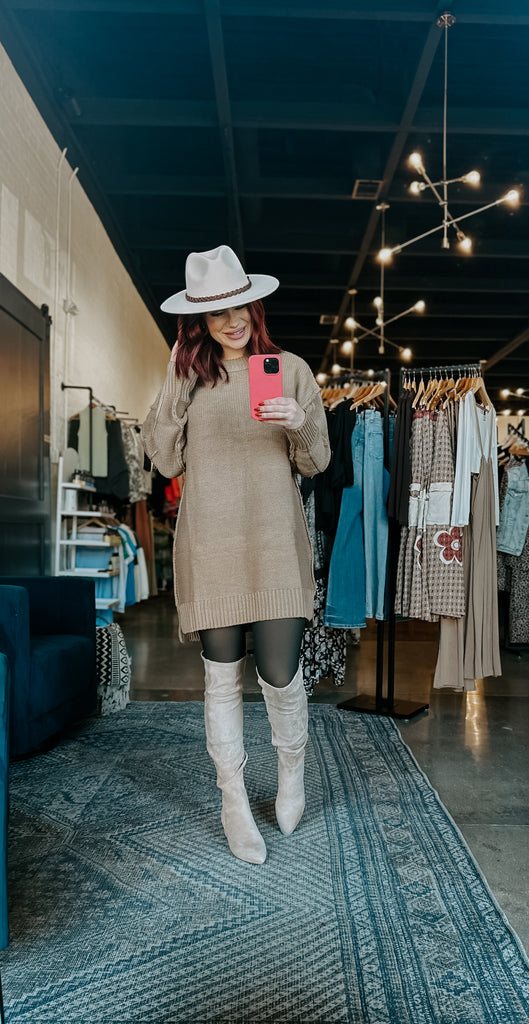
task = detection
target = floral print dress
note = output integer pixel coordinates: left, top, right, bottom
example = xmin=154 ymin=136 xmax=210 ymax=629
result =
xmin=396 ymin=408 xmax=465 ymax=621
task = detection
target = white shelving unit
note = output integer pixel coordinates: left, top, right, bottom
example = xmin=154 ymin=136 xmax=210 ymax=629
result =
xmin=54 ymin=455 xmax=123 ymax=611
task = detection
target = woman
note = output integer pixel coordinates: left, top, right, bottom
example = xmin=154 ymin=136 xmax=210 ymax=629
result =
xmin=142 ymin=245 xmax=330 ymax=865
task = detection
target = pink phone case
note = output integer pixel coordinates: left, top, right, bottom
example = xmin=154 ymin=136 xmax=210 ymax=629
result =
xmin=248 ymin=355 xmax=283 ymax=420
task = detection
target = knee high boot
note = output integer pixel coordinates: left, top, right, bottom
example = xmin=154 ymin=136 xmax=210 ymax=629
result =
xmin=257 ymin=665 xmax=308 ymax=836
xmin=202 ymin=654 xmax=266 ymax=865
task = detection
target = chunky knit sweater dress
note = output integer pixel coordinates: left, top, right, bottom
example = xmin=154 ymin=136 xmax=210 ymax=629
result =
xmin=142 ymin=351 xmax=330 ymax=640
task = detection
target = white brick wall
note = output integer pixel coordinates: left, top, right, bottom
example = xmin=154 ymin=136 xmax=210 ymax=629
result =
xmin=0 ymin=42 xmax=172 ymax=461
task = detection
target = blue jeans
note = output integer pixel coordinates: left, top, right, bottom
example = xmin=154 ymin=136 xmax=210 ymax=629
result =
xmin=497 ymin=461 xmax=529 ymax=556
xmin=363 ymin=410 xmax=388 ymax=620
xmin=325 ymin=414 xmax=366 ymax=628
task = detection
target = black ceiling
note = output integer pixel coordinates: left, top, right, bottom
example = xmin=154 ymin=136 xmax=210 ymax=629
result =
xmin=1 ymin=0 xmax=529 ymax=407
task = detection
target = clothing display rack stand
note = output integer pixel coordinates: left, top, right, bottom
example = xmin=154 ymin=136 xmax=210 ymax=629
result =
xmin=61 ymin=382 xmax=133 ymax=475
xmin=323 ymin=367 xmax=412 ymax=720
xmin=339 ymin=361 xmax=482 ymax=720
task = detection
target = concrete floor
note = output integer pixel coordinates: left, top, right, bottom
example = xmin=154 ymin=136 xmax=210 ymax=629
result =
xmin=120 ymin=592 xmax=529 ymax=954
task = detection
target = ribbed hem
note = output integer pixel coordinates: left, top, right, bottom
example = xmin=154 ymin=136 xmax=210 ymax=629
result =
xmin=178 ymin=588 xmax=314 ymax=637
xmin=285 ymin=414 xmax=319 ymax=451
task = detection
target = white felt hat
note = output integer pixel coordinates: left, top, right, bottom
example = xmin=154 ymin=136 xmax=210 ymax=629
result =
xmin=160 ymin=244 xmax=279 ymax=314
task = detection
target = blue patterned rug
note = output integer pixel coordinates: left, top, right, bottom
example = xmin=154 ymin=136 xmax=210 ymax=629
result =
xmin=1 ymin=702 xmax=528 ymax=1023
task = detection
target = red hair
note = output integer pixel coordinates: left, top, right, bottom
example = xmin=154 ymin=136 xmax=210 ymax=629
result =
xmin=172 ymin=300 xmax=281 ymax=386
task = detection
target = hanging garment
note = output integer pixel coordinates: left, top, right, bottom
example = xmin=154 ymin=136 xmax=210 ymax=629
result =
xmin=93 ymin=420 xmax=130 ymax=500
xmin=451 ymin=391 xmax=499 ymax=528
xmin=462 ymin=401 xmax=501 ymax=680
xmin=314 ymin=403 xmax=356 ymax=538
xmin=396 ymin=409 xmax=464 ymax=622
xmin=78 ymin=405 xmax=108 ymax=476
xmin=299 ymin=482 xmax=346 ymax=695
xmin=325 ymin=409 xmax=389 ymax=628
xmin=395 ymin=410 xmax=435 ymax=621
xmin=121 ymin=423 xmax=149 ymax=503
xmin=388 ymin=388 xmax=414 ymax=527
xmin=363 ymin=409 xmax=389 ymax=620
xmin=325 ymin=412 xmax=367 ymax=629
xmin=496 ymin=460 xmax=529 ymax=556
xmin=497 ymin=458 xmax=529 ymax=646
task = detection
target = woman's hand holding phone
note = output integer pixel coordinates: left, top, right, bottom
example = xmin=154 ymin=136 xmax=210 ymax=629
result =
xmin=255 ymin=397 xmax=306 ymax=429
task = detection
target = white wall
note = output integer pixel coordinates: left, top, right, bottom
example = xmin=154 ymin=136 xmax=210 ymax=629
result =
xmin=0 ymin=42 xmax=171 ymax=462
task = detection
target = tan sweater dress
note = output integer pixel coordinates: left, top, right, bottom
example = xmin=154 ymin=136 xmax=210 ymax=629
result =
xmin=141 ymin=351 xmax=330 ymax=640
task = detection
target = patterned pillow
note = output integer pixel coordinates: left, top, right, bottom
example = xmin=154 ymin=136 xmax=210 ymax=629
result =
xmin=95 ymin=624 xmax=131 ymax=715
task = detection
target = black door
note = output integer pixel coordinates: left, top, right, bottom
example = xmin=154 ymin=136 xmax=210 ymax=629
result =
xmin=0 ymin=274 xmax=51 ymax=575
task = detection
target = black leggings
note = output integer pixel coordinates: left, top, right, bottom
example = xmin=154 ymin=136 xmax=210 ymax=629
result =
xmin=199 ymin=618 xmax=305 ymax=688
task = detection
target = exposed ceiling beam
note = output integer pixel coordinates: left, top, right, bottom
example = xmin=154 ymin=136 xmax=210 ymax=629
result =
xmin=204 ymin=0 xmax=244 ymax=260
xmin=10 ymin=0 xmax=529 ymax=27
xmin=134 ymin=233 xmax=529 ymax=259
xmin=323 ymin=19 xmax=443 ymax=372
xmin=69 ymin=97 xmax=529 ymax=137
xmin=483 ymin=325 xmax=529 ymax=372
xmin=104 ymin=174 xmax=528 ymax=208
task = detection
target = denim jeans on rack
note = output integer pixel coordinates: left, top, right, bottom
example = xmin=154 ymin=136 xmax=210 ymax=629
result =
xmin=325 ymin=413 xmax=366 ymax=629
xmin=363 ymin=409 xmax=389 ymax=620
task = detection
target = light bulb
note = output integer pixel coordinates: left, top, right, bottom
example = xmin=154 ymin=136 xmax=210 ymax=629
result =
xmin=463 ymin=170 xmax=481 ymax=187
xmin=345 ymin=316 xmax=356 ymax=330
xmin=367 ymin=368 xmax=375 ymax=377
xmin=377 ymin=247 xmax=394 ymax=264
xmin=341 ymin=340 xmax=353 ymax=355
xmin=517 ymin=409 xmax=526 ymax=416
xmin=503 ymin=189 xmax=520 ymax=206
xmin=331 ymin=364 xmax=341 ymax=375
xmin=409 ymin=181 xmax=422 ymax=196
xmin=378 ymin=344 xmax=385 ymax=354
xmin=458 ymin=235 xmax=473 ymax=254
xmin=516 ymin=387 xmax=525 ymax=396
xmin=408 ymin=151 xmax=424 ymax=173
xmin=401 ymin=347 xmax=413 ymax=361
xmin=373 ymin=296 xmax=383 ymax=309
xmin=500 ymin=389 xmax=511 ymax=398
xmin=316 ymin=373 xmax=327 ymax=385
xmin=376 ymin=316 xmax=384 ymax=327
xmin=502 ymin=409 xmax=512 ymax=416
xmin=413 ymin=300 xmax=426 ymax=313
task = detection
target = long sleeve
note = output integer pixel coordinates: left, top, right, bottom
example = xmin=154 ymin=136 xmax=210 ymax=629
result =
xmin=141 ymin=361 xmax=198 ymax=479
xmin=451 ymin=393 xmax=473 ymax=527
xmin=285 ymin=363 xmax=331 ymax=478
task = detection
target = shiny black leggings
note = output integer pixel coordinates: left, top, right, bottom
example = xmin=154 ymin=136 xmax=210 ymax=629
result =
xmin=199 ymin=618 xmax=305 ymax=688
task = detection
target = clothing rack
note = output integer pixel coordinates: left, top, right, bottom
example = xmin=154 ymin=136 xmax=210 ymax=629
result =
xmin=324 ymin=368 xmax=408 ymax=718
xmin=400 ymin=362 xmax=482 ymax=384
xmin=61 ymin=382 xmax=131 ymax=475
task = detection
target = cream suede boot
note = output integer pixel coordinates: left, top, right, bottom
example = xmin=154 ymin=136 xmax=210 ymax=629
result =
xmin=257 ymin=664 xmax=308 ymax=836
xmin=202 ymin=654 xmax=266 ymax=865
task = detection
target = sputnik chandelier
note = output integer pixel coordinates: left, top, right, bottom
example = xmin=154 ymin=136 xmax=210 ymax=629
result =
xmin=334 ymin=204 xmax=425 ymax=371
xmin=377 ymin=12 xmax=520 ymax=266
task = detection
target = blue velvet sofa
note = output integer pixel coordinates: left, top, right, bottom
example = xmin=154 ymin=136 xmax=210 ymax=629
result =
xmin=0 ymin=652 xmax=8 ymax=948
xmin=0 ymin=577 xmax=97 ymax=758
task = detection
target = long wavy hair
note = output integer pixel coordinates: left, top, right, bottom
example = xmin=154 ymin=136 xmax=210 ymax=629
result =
xmin=172 ymin=300 xmax=281 ymax=386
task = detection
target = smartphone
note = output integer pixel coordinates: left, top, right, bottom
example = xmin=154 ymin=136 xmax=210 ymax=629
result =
xmin=248 ymin=355 xmax=283 ymax=420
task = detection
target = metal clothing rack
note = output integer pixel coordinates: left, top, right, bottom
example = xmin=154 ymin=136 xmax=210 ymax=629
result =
xmin=61 ymin=382 xmax=131 ymax=475
xmin=324 ymin=368 xmax=409 ymax=718
xmin=341 ymin=361 xmax=485 ymax=720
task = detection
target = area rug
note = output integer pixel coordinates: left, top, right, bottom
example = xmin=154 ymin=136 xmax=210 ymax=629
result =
xmin=1 ymin=703 xmax=528 ymax=1024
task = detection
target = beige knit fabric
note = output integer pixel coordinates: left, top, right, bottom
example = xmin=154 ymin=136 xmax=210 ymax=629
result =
xmin=141 ymin=351 xmax=330 ymax=640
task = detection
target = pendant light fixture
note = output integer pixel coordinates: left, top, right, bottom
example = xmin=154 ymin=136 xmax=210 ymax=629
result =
xmin=377 ymin=13 xmax=520 ymax=266
xmin=347 ymin=204 xmax=425 ymax=360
